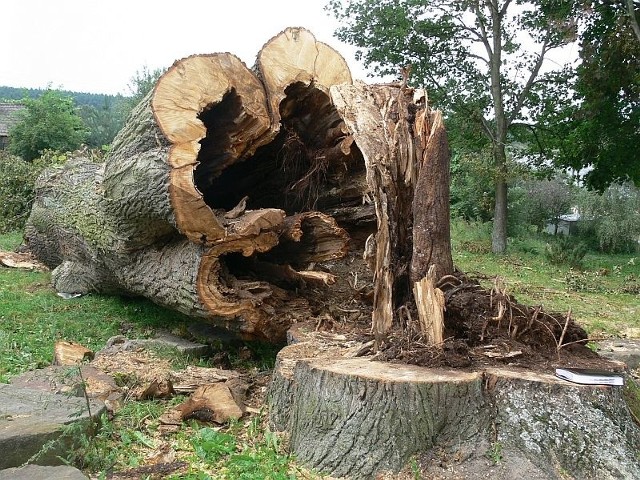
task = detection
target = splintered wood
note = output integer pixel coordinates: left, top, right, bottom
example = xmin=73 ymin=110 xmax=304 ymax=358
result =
xmin=413 ymin=265 xmax=445 ymax=345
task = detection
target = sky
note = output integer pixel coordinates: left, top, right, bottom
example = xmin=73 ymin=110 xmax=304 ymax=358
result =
xmin=1 ymin=0 xmax=370 ymax=95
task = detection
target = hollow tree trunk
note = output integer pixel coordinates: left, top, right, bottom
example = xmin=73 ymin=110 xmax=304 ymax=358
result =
xmin=25 ymin=28 xmax=453 ymax=342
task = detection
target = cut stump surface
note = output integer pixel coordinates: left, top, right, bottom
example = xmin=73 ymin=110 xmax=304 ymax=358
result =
xmin=268 ymin=331 xmax=640 ymax=479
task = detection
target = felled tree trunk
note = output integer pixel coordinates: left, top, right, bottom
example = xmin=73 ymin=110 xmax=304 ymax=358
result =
xmin=25 ymin=28 xmax=451 ymax=342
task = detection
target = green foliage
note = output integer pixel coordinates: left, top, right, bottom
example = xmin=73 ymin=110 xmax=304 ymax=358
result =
xmin=192 ymin=428 xmax=237 ymax=463
xmin=0 ymin=150 xmax=67 ymax=232
xmin=0 ymin=232 xmax=187 ymax=382
xmin=78 ymin=100 xmax=127 ymax=148
xmin=8 ymin=90 xmax=88 ymax=161
xmin=1 ymin=86 xmax=129 ymax=150
xmin=485 ymin=442 xmax=503 ymax=464
xmin=576 ymin=182 xmax=640 ymax=253
xmin=450 ymin=151 xmax=494 ymax=222
xmin=519 ymin=177 xmax=575 ymax=234
xmin=0 ymin=151 xmax=40 ymax=232
xmin=125 ymin=66 xmax=165 ymax=113
xmin=451 ymin=219 xmax=640 ymax=336
xmin=623 ymin=377 xmax=640 ymax=427
xmin=545 ymin=236 xmax=588 ymax=268
xmin=539 ymin=1 xmax=640 ymax=189
xmin=329 ymin=0 xmax=578 ymax=252
xmin=0 ymin=85 xmax=126 ymax=110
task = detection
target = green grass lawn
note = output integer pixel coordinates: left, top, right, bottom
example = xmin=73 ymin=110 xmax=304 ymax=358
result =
xmin=451 ymin=220 xmax=640 ymax=338
xmin=0 ymin=232 xmax=189 ymax=382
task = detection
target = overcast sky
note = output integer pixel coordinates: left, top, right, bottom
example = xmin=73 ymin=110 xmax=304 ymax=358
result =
xmin=1 ymin=0 xmax=371 ymax=95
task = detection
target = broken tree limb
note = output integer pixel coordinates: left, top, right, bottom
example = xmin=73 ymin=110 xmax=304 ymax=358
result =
xmin=331 ymin=83 xmax=453 ymax=345
xmin=25 ymin=29 xmax=360 ymax=341
xmin=411 ymin=109 xmax=454 ymax=282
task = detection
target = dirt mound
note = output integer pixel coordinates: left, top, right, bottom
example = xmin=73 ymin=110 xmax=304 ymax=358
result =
xmin=378 ymin=272 xmax=606 ymax=372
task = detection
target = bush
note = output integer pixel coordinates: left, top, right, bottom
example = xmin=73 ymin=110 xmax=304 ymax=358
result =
xmin=575 ymin=183 xmax=640 ymax=254
xmin=544 ymin=236 xmax=588 ymax=268
xmin=0 ymin=150 xmax=68 ymax=233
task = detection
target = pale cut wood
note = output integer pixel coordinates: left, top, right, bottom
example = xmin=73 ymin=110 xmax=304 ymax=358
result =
xmin=257 ymin=27 xmax=353 ymax=130
xmin=53 ymin=341 xmax=94 ymax=366
xmin=331 ymin=84 xmax=449 ymax=345
xmin=25 ymin=28 xmax=453 ymax=343
xmin=175 ymin=383 xmax=244 ymax=424
xmin=152 ymin=53 xmax=272 ymax=244
xmin=26 ymin=40 xmax=353 ymax=341
xmin=413 ymin=265 xmax=445 ymax=345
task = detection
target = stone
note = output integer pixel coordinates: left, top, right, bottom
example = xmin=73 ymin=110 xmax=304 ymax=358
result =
xmin=0 ymin=384 xmax=104 ymax=468
xmin=0 ymin=465 xmax=88 ymax=480
xmin=100 ymin=331 xmax=209 ymax=357
xmin=142 ymin=331 xmax=209 ymax=356
xmin=597 ymin=339 xmax=640 ymax=370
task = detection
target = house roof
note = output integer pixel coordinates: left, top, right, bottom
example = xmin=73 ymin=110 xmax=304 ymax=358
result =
xmin=0 ymin=103 xmax=25 ymax=137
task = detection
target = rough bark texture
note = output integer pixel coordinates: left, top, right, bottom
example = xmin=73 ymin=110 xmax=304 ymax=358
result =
xmin=269 ymin=337 xmax=640 ymax=479
xmin=25 ymin=28 xmax=453 ymax=342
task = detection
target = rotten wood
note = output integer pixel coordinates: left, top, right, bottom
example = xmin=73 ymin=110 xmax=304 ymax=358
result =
xmin=25 ymin=28 xmax=453 ymax=343
xmin=175 ymin=383 xmax=245 ymax=424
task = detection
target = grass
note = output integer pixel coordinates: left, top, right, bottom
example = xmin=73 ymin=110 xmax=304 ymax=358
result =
xmin=451 ymin=219 xmax=640 ymax=337
xmin=0 ymin=231 xmax=303 ymax=478
xmin=0 ymin=232 xmax=192 ymax=382
xmin=1 ymin=225 xmax=639 ymax=477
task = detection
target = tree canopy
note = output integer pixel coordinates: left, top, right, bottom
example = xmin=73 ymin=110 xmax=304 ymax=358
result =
xmin=8 ymin=90 xmax=87 ymax=161
xmin=328 ymin=0 xmax=578 ymax=252
xmin=544 ymin=0 xmax=640 ymax=190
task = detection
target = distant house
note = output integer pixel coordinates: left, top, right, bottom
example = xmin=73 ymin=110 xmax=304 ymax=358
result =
xmin=545 ymin=212 xmax=581 ymax=236
xmin=0 ymin=103 xmax=25 ymax=150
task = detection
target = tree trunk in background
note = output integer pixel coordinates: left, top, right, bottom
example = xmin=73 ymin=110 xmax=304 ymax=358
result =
xmin=492 ymin=176 xmax=508 ymax=254
xmin=25 ymin=28 xmax=454 ymax=342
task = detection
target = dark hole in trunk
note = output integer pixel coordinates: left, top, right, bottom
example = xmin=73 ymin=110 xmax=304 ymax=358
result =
xmin=193 ymin=83 xmax=365 ymax=216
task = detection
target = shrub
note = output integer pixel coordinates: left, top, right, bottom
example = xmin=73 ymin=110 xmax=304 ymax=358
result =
xmin=0 ymin=150 xmax=68 ymax=233
xmin=544 ymin=236 xmax=588 ymax=268
xmin=8 ymin=90 xmax=87 ymax=161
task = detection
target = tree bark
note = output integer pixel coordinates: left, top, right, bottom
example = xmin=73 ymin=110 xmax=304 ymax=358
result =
xmin=269 ymin=338 xmax=640 ymax=479
xmin=25 ymin=28 xmax=454 ymax=342
xmin=489 ymin=2 xmax=509 ymax=255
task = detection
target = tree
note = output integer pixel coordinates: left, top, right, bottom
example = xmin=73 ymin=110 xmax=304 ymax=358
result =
xmin=576 ymin=182 xmax=640 ymax=253
xmin=328 ymin=0 xmax=578 ymax=253
xmin=8 ymin=90 xmax=87 ymax=161
xmin=125 ymin=66 xmax=165 ymax=110
xmin=522 ymin=177 xmax=574 ymax=234
xmin=544 ymin=0 xmax=640 ymax=190
xmin=78 ymin=96 xmax=127 ymax=148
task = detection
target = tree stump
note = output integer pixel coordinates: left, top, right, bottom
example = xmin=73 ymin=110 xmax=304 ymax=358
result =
xmin=268 ymin=329 xmax=640 ymax=479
